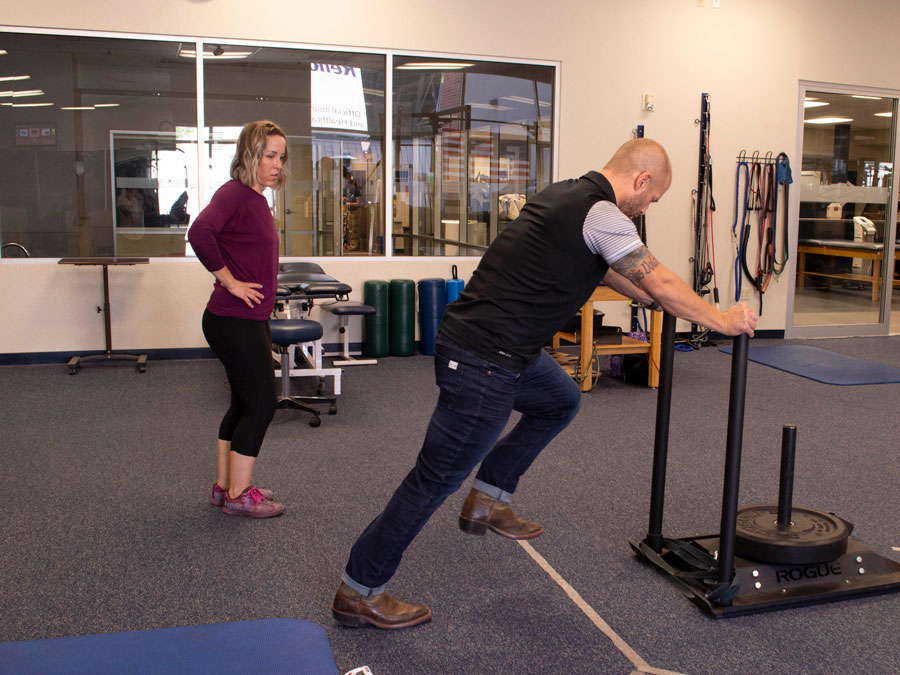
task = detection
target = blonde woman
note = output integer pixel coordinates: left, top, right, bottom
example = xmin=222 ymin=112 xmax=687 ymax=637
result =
xmin=188 ymin=120 xmax=287 ymax=518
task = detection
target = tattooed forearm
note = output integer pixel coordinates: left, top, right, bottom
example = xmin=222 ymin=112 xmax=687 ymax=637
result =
xmin=612 ymin=246 xmax=660 ymax=285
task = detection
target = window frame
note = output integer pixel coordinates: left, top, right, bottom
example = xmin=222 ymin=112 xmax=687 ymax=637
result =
xmin=0 ymin=25 xmax=559 ymax=260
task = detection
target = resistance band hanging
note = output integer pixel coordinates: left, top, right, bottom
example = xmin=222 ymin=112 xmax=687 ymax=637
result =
xmin=685 ymin=92 xmax=718 ymax=348
xmin=631 ymin=124 xmax=648 ymax=333
xmin=774 ymin=152 xmax=793 ymax=276
xmin=732 ymin=150 xmax=792 ymax=316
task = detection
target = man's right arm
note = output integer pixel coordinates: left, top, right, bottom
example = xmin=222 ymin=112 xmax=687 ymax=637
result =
xmin=609 ymin=245 xmax=757 ymax=336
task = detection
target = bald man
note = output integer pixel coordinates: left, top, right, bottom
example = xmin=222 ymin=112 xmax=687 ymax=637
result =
xmin=331 ymin=139 xmax=758 ymax=629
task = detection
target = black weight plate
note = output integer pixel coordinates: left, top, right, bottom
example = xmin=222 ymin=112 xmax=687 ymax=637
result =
xmin=734 ymin=504 xmax=852 ymax=565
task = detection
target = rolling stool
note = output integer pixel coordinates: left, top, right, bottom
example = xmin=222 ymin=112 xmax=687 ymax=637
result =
xmin=322 ymin=301 xmax=378 ymax=366
xmin=270 ymin=319 xmax=337 ymax=427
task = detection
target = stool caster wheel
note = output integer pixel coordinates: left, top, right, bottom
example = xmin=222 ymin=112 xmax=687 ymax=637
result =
xmin=67 ymin=367 xmax=77 ymax=375
xmin=138 ymin=365 xmax=146 ymax=373
xmin=309 ymin=415 xmax=321 ymax=428
xmin=328 ymin=404 xmax=337 ymax=415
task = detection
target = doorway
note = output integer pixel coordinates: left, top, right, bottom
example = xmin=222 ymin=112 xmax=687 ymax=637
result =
xmin=788 ymin=83 xmax=899 ymax=337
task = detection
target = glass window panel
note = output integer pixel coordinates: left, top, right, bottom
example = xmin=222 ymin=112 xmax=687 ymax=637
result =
xmin=0 ymin=32 xmax=197 ymax=258
xmin=200 ymin=46 xmax=385 ymax=256
xmin=792 ymin=90 xmax=897 ymax=328
xmin=393 ymin=56 xmax=554 ymax=256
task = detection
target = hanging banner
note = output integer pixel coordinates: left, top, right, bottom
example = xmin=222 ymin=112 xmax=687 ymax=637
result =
xmin=310 ymin=64 xmax=367 ymax=132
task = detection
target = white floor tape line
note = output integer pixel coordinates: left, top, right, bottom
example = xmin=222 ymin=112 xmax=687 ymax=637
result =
xmin=518 ymin=540 xmax=687 ymax=675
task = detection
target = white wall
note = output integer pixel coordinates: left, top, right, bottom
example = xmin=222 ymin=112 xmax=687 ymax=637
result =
xmin=2 ymin=0 xmax=899 ymax=354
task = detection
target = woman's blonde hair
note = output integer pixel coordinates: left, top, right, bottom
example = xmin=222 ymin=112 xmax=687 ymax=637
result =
xmin=230 ymin=120 xmax=288 ymax=190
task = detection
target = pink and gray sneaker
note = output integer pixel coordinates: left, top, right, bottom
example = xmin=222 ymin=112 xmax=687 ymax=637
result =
xmin=222 ymin=486 xmax=285 ymax=518
xmin=211 ymin=482 xmax=273 ymax=507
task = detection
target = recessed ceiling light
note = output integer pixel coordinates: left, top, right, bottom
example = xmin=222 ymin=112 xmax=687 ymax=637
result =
xmin=851 ymin=95 xmax=882 ymax=100
xmin=0 ymin=89 xmax=44 ymax=98
xmin=396 ymin=62 xmax=474 ymax=70
xmin=874 ymin=112 xmax=893 ymax=117
xmin=179 ymin=48 xmax=252 ymax=59
xmin=804 ymin=116 xmax=854 ymax=124
xmin=94 ymin=103 xmax=120 ymax=108
xmin=60 ymin=106 xmax=95 ymax=110
xmin=2 ymin=101 xmax=54 ymax=107
xmin=0 ymin=75 xmax=30 ymax=82
xmin=803 ymin=100 xmax=829 ymax=108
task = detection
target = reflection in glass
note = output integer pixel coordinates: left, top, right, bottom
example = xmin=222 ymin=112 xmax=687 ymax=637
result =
xmin=0 ymin=33 xmax=197 ymax=257
xmin=393 ymin=56 xmax=554 ymax=256
xmin=201 ymin=47 xmax=385 ymax=256
xmin=793 ymin=91 xmax=897 ymax=327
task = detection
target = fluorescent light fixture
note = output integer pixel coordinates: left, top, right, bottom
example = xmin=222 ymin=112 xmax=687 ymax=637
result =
xmin=0 ymin=89 xmax=44 ymax=98
xmin=60 ymin=106 xmax=94 ymax=110
xmin=874 ymin=112 xmax=893 ymax=117
xmin=179 ymin=48 xmax=252 ymax=59
xmin=94 ymin=103 xmax=120 ymax=108
xmin=852 ymin=95 xmax=882 ymax=100
xmin=396 ymin=62 xmax=474 ymax=70
xmin=501 ymin=95 xmax=552 ymax=108
xmin=804 ymin=116 xmax=853 ymax=124
xmin=2 ymin=101 xmax=54 ymax=107
xmin=803 ymin=100 xmax=829 ymax=108
xmin=468 ymin=102 xmax=513 ymax=111
xmin=0 ymin=50 xmax=7 ymax=55
xmin=0 ymin=75 xmax=30 ymax=82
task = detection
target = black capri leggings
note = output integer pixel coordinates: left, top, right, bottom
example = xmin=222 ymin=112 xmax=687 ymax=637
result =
xmin=202 ymin=309 xmax=276 ymax=458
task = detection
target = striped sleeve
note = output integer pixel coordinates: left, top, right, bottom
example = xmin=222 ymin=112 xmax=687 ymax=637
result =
xmin=582 ymin=200 xmax=643 ymax=263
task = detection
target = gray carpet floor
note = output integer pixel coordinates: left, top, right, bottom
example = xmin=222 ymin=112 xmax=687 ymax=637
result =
xmin=1 ymin=335 xmax=899 ymax=674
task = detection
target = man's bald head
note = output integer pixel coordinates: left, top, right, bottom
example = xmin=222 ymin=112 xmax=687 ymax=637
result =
xmin=603 ymin=138 xmax=671 ymax=187
xmin=601 ymin=138 xmax=672 ymax=218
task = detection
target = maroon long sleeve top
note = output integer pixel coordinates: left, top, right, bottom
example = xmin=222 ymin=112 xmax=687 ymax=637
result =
xmin=188 ymin=179 xmax=279 ymax=320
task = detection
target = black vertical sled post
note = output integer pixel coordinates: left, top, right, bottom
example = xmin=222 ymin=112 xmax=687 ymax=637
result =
xmin=777 ymin=425 xmax=797 ymax=529
xmin=631 ymin=325 xmax=900 ymax=617
xmin=717 ymin=332 xmax=749 ymax=588
xmin=646 ymin=312 xmax=677 ymax=553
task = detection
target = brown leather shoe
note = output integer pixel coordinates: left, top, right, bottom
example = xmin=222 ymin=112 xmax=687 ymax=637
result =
xmin=458 ymin=488 xmax=544 ymax=539
xmin=331 ymin=582 xmax=432 ymax=629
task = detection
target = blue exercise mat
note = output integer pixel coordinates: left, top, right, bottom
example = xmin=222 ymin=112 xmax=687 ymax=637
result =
xmin=0 ymin=619 xmax=339 ymax=675
xmin=719 ymin=345 xmax=900 ymax=386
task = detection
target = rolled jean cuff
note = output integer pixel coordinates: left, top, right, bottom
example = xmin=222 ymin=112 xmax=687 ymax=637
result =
xmin=472 ymin=479 xmax=512 ymax=503
xmin=342 ymin=571 xmax=386 ymax=597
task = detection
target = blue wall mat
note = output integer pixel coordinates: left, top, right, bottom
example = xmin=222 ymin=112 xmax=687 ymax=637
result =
xmin=0 ymin=619 xmax=339 ymax=675
xmin=719 ymin=345 xmax=900 ymax=385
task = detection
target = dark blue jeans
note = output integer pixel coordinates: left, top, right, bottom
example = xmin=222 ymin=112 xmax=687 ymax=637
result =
xmin=344 ymin=336 xmax=582 ymax=593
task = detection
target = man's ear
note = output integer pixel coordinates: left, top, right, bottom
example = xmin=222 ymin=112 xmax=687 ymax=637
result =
xmin=634 ymin=171 xmax=653 ymax=192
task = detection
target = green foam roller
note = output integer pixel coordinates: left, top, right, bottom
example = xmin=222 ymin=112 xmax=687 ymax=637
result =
xmin=363 ymin=280 xmax=390 ymax=358
xmin=389 ymin=279 xmax=415 ymax=357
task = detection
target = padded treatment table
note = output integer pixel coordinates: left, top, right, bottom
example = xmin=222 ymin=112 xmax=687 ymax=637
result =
xmin=277 ymin=262 xmax=352 ymax=301
xmin=0 ymin=619 xmax=339 ymax=675
xmin=796 ymin=238 xmax=900 ymax=301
